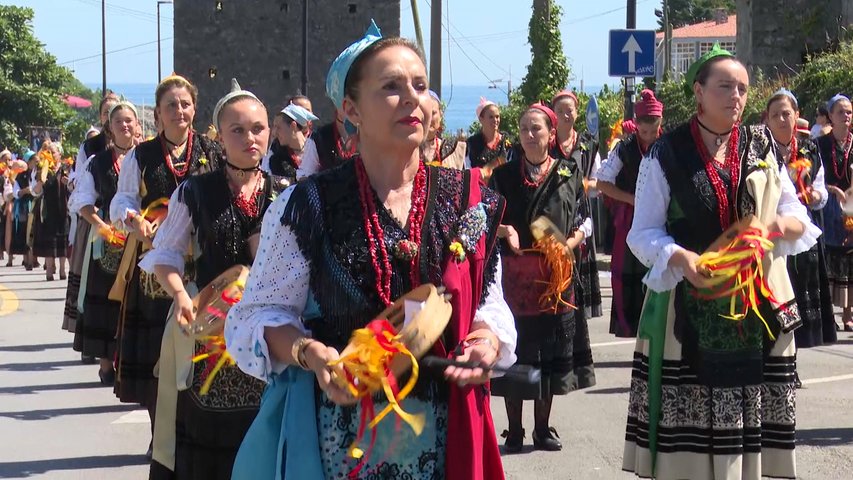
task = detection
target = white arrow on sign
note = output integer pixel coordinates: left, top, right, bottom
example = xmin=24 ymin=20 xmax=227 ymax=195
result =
xmin=621 ymin=34 xmax=642 ymax=73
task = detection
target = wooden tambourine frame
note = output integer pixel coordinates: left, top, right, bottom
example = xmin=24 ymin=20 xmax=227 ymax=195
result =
xmin=189 ymin=264 xmax=250 ymax=336
xmin=336 ymin=284 xmax=452 ymax=385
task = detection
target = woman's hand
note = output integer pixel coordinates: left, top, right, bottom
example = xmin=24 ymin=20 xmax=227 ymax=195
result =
xmin=173 ymin=289 xmax=195 ymax=333
xmin=671 ymin=248 xmax=712 ymax=290
xmin=828 ymin=185 xmax=847 ymax=204
xmin=129 ymin=213 xmax=155 ymax=239
xmin=303 ymin=341 xmax=358 ymax=406
xmin=444 ymin=341 xmax=497 ymax=387
xmin=502 ymin=225 xmax=522 ymax=255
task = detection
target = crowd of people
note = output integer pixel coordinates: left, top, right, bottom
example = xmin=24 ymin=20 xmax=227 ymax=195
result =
xmin=0 ymin=25 xmax=849 ymax=479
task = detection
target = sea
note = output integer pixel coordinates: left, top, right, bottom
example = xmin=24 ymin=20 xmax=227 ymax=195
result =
xmin=87 ymin=83 xmax=608 ymax=134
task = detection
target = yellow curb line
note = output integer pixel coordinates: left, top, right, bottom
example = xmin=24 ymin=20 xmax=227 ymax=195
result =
xmin=0 ymin=283 xmax=20 ymax=316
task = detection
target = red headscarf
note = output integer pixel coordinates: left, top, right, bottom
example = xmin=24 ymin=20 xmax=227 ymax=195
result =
xmin=528 ymin=102 xmax=559 ymax=129
xmin=551 ymin=89 xmax=578 ymax=107
xmin=635 ymin=89 xmax=663 ymax=118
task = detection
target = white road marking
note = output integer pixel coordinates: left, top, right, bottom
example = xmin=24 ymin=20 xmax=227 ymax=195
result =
xmin=112 ymin=409 xmax=150 ymax=424
xmin=590 ymin=340 xmax=635 ymax=348
xmin=802 ymin=373 xmax=853 ymax=386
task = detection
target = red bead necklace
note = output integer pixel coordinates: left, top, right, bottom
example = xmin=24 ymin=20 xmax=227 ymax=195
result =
xmin=485 ymin=132 xmax=503 ymax=151
xmin=160 ymin=130 xmax=193 ymax=179
xmin=354 ymin=157 xmax=428 ymax=306
xmin=521 ymin=155 xmax=553 ymax=188
xmin=788 ymin=136 xmax=798 ymax=165
xmin=690 ymin=117 xmax=740 ymax=230
xmin=231 ymin=173 xmax=263 ymax=218
xmin=333 ymin=126 xmax=358 ymax=159
xmin=831 ymin=131 xmax=853 ymax=182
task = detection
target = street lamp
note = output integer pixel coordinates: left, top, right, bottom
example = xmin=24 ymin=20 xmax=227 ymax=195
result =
xmin=157 ymin=0 xmax=173 ymax=81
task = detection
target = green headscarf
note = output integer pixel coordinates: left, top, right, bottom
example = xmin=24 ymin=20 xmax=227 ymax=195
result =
xmin=683 ymin=43 xmax=735 ymax=95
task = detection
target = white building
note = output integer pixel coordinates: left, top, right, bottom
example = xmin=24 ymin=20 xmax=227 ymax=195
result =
xmin=655 ymin=10 xmax=737 ymax=82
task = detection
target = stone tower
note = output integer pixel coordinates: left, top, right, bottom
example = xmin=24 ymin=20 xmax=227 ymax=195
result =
xmin=173 ymin=0 xmax=400 ymax=128
xmin=737 ymin=0 xmax=853 ymax=77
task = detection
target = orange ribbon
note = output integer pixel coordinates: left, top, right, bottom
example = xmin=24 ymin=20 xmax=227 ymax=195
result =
xmin=523 ymin=235 xmax=578 ymax=313
xmin=96 ymin=225 xmax=127 ymax=247
xmin=788 ymin=157 xmax=812 ymax=205
xmin=189 ymin=279 xmax=245 ymax=395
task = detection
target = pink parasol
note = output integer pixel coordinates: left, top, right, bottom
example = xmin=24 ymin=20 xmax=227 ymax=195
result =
xmin=62 ymin=95 xmax=93 ymax=109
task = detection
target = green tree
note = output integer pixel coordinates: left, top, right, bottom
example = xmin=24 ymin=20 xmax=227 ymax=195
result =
xmin=0 ymin=5 xmax=94 ymax=155
xmin=518 ymin=0 xmax=570 ymax=106
xmin=658 ymin=0 xmax=735 ymax=30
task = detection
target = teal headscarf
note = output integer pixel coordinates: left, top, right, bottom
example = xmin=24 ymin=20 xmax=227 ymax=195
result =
xmin=325 ymin=20 xmax=383 ymax=110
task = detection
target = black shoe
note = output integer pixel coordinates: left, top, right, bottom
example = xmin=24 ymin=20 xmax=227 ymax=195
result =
xmin=98 ymin=368 xmax=115 ymax=386
xmin=794 ymin=372 xmax=803 ymax=389
xmin=81 ymin=354 xmax=97 ymax=365
xmin=532 ymin=427 xmax=562 ymax=451
xmin=500 ymin=428 xmax=525 ymax=453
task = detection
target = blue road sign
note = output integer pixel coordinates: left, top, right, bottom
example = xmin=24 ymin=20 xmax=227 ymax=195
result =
xmin=609 ymin=29 xmax=656 ymax=77
xmin=586 ymin=95 xmax=599 ymax=137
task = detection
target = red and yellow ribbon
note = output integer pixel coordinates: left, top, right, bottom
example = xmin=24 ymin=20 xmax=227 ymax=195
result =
xmin=788 ymin=157 xmax=812 ymax=205
xmin=190 ymin=279 xmax=246 ymax=395
xmin=328 ymin=319 xmax=424 ymax=473
xmin=141 ymin=197 xmax=170 ymax=223
xmin=695 ymin=227 xmax=780 ymax=339
xmin=96 ymin=225 xmax=127 ymax=247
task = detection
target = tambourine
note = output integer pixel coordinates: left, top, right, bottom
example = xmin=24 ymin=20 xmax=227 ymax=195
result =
xmin=189 ymin=265 xmax=250 ymax=336
xmin=333 ymin=284 xmax=452 ymax=392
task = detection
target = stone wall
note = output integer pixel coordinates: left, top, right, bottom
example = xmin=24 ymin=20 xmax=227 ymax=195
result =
xmin=737 ymin=0 xmax=853 ymax=77
xmin=173 ymin=0 xmax=400 ymax=129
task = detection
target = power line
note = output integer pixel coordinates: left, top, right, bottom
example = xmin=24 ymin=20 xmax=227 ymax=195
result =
xmin=69 ymin=0 xmax=173 ymax=24
xmin=58 ymin=37 xmax=173 ymax=66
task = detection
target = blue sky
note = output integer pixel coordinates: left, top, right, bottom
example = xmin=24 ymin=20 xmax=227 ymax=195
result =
xmin=3 ymin=0 xmax=658 ymax=89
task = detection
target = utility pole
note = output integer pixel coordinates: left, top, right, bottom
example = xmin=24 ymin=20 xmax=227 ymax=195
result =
xmin=430 ymin=0 xmax=442 ymax=97
xmin=157 ymin=1 xmax=172 ymax=82
xmin=624 ymin=0 xmax=636 ymax=120
xmin=302 ymin=0 xmax=308 ymax=95
xmin=410 ymin=0 xmax=425 ymax=55
xmin=663 ymin=0 xmax=672 ymax=79
xmin=101 ymin=0 xmax=106 ymax=94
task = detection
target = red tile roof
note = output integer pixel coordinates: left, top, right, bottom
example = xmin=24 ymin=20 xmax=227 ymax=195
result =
xmin=655 ymin=15 xmax=737 ymax=39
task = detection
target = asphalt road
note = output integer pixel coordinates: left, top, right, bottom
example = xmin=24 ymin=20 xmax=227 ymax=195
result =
xmin=0 ymin=266 xmax=851 ymax=479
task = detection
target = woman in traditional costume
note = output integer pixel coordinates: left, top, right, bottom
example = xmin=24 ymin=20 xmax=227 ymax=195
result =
xmin=297 ymin=107 xmax=358 ymax=179
xmin=489 ymin=103 xmax=595 ymax=453
xmin=0 ymin=149 xmax=13 ymax=262
xmin=262 ymin=103 xmax=318 ymax=191
xmin=622 ymin=45 xmax=818 ymax=480
xmin=595 ymin=90 xmax=663 ymax=337
xmin=551 ymin=90 xmax=603 ymax=320
xmin=818 ymin=94 xmax=853 ymax=331
xmin=70 ymin=101 xmax=139 ymax=385
xmin=110 ymin=74 xmax=223 ymax=453
xmin=143 ymin=80 xmax=270 ymax=480
xmin=64 ymin=93 xmax=120 ymax=338
xmin=766 ymin=89 xmax=836 ymax=348
xmin=11 ymin=150 xmax=37 ymax=269
xmin=422 ymin=90 xmax=466 ymax=169
xmin=31 ymin=142 xmax=69 ymax=280
xmin=226 ymin=22 xmax=515 ymax=479
xmin=465 ymin=98 xmax=512 ymax=179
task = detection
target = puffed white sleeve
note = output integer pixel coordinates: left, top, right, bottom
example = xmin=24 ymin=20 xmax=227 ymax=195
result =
xmin=586 ymin=151 xmax=603 ymax=199
xmin=138 ymin=184 xmax=192 ymax=275
xmin=225 ymin=186 xmax=310 ymax=382
xmin=110 ymin=147 xmax=142 ymax=224
xmin=12 ymin=180 xmax=22 ymax=199
xmin=68 ymin=144 xmax=88 ymax=188
xmin=296 ymin=138 xmax=319 ymax=180
xmin=68 ymin=168 xmax=98 ymax=215
xmin=774 ymin=166 xmax=821 ymax=257
xmin=811 ymin=161 xmax=829 ymax=210
xmin=472 ymin=258 xmax=517 ymax=370
xmin=627 ymin=156 xmax=685 ymax=292
xmin=593 ymin=147 xmax=624 ymax=184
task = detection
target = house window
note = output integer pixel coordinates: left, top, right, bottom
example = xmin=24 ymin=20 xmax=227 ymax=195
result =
xmin=348 ymin=3 xmax=357 ymax=13
xmin=671 ymin=41 xmax=695 ymax=78
xmin=700 ymin=41 xmax=736 ymax=56
xmin=282 ymin=69 xmax=291 ymax=80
